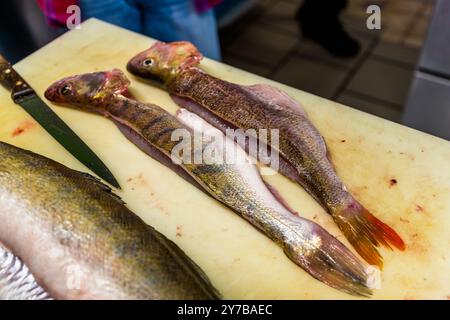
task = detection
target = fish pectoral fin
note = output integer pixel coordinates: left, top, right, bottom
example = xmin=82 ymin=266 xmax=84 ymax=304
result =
xmin=242 ymin=84 xmax=309 ymax=118
xmin=0 ymin=244 xmax=52 ymax=300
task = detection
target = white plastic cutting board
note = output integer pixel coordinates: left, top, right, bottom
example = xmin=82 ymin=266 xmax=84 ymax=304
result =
xmin=0 ymin=19 xmax=449 ymax=299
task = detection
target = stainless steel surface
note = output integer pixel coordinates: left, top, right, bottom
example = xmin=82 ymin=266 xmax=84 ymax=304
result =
xmin=418 ymin=0 xmax=450 ymax=76
xmin=403 ymin=0 xmax=450 ymax=140
xmin=403 ymin=71 xmax=450 ymax=140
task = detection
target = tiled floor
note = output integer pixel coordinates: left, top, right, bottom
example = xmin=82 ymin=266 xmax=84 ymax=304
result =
xmin=219 ymin=0 xmax=434 ymax=122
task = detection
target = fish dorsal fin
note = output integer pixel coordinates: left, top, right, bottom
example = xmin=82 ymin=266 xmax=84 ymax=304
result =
xmin=242 ymin=84 xmax=309 ymax=118
xmin=75 ymin=171 xmax=126 ymax=205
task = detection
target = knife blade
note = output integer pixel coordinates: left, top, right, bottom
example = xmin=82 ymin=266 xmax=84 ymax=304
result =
xmin=0 ymin=53 xmax=120 ymax=188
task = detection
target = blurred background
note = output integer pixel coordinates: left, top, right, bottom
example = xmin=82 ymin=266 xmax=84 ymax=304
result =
xmin=1 ymin=0 xmax=449 ymax=140
xmin=219 ymin=0 xmax=432 ymax=123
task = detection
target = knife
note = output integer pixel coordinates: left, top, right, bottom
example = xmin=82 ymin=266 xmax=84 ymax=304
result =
xmin=0 ymin=53 xmax=120 ymax=188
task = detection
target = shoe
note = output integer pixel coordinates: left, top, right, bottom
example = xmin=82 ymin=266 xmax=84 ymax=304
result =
xmin=296 ymin=7 xmax=361 ymax=58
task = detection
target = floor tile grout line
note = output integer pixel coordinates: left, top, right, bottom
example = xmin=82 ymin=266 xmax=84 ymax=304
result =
xmin=331 ymin=34 xmax=380 ymax=100
xmin=260 ymin=21 xmax=299 ymax=37
xmin=343 ymin=89 xmax=404 ymax=111
xmin=253 ymin=0 xmax=302 ymax=37
xmin=222 ymin=29 xmax=300 ymax=70
xmin=251 ymin=19 xmax=299 ymax=37
xmin=262 ymin=0 xmax=304 ymax=78
xmin=292 ymin=50 xmax=355 ymax=71
xmin=400 ymin=0 xmax=429 ymax=44
xmin=267 ymin=39 xmax=302 ymax=79
xmin=263 ymin=1 xmax=360 ymax=79
xmin=224 ymin=0 xmax=383 ymax=72
xmin=223 ymin=50 xmax=275 ymax=71
xmin=370 ymin=53 xmax=419 ymax=70
xmin=278 ymin=0 xmax=302 ymax=3
xmin=219 ymin=0 xmax=422 ymax=116
xmin=219 ymin=0 xmax=277 ymax=49
xmin=221 ymin=0 xmax=302 ymax=46
xmin=223 ymin=50 xmax=271 ymax=67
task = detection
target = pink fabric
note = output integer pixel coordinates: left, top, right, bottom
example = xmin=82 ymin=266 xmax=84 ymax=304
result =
xmin=36 ymin=0 xmax=222 ymax=25
xmin=193 ymin=0 xmax=223 ymax=13
xmin=36 ymin=0 xmax=78 ymax=26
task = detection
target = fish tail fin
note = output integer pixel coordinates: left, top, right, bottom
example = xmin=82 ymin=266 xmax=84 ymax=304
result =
xmin=333 ymin=202 xmax=405 ymax=269
xmin=283 ymin=221 xmax=373 ymax=297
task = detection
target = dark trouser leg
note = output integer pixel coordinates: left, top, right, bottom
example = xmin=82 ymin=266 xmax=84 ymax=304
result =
xmin=136 ymin=0 xmax=222 ymax=60
xmin=300 ymin=0 xmax=347 ymax=16
xmin=0 ymin=0 xmax=60 ymax=63
xmin=296 ymin=0 xmax=360 ymax=58
xmin=78 ymin=0 xmax=141 ymax=33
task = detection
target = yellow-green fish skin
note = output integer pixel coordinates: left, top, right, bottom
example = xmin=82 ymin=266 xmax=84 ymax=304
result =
xmin=0 ymin=142 xmax=219 ymax=300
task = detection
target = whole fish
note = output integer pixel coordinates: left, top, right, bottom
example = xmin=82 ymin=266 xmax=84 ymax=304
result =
xmin=127 ymin=41 xmax=405 ymax=268
xmin=0 ymin=141 xmax=219 ymax=300
xmin=45 ymin=69 xmax=372 ymax=296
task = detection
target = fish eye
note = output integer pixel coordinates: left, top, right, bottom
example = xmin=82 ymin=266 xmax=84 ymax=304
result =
xmin=143 ymin=59 xmax=153 ymax=67
xmin=60 ymin=85 xmax=72 ymax=96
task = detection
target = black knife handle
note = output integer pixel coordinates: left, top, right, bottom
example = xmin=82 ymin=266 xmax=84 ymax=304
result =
xmin=0 ymin=53 xmax=35 ymax=103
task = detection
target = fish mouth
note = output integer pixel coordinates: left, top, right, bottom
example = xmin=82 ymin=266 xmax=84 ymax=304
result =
xmin=126 ymin=59 xmax=141 ymax=76
xmin=44 ymin=86 xmax=57 ymax=102
xmin=44 ymin=78 xmax=69 ymax=103
xmin=126 ymin=60 xmax=164 ymax=84
xmin=126 ymin=51 xmax=151 ymax=78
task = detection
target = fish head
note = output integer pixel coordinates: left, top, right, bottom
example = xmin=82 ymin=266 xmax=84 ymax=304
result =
xmin=127 ymin=41 xmax=203 ymax=83
xmin=45 ymin=69 xmax=131 ymax=113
